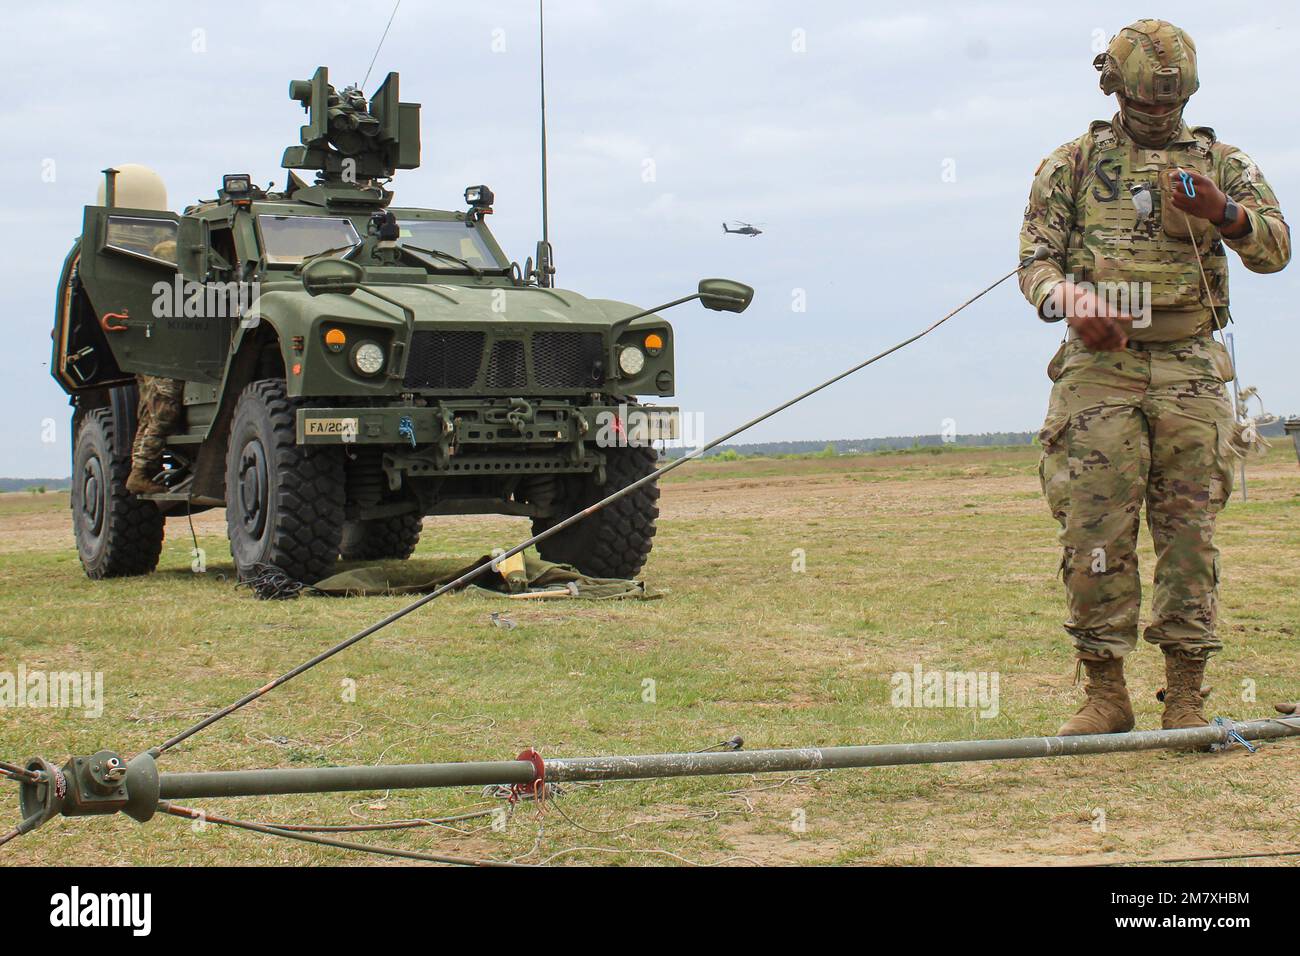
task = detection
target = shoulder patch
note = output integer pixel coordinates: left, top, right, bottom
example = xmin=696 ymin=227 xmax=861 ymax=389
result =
xmin=1030 ymin=152 xmax=1070 ymax=205
xmin=1088 ymin=120 xmax=1117 ymax=151
xmin=1227 ymin=150 xmax=1262 ymax=184
xmin=1190 ymin=126 xmax=1216 ymax=157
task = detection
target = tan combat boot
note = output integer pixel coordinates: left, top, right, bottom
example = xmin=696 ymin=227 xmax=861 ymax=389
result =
xmin=125 ymin=465 xmax=167 ymax=496
xmin=1056 ymin=657 xmax=1135 ymax=736
xmin=1159 ymin=654 xmax=1210 ymax=730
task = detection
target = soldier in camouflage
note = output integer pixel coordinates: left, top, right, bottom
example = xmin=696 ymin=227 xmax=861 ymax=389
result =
xmin=126 ymin=374 xmax=183 ymax=495
xmin=1019 ymin=19 xmax=1290 ymax=735
xmin=126 ymin=236 xmax=183 ymax=496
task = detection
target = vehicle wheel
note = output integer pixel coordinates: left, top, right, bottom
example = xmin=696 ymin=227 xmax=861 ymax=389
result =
xmin=71 ymin=407 xmax=165 ymax=578
xmin=225 ymin=379 xmax=345 ymax=584
xmin=339 ymin=513 xmax=422 ymax=561
xmin=532 ymin=445 xmax=659 ymax=578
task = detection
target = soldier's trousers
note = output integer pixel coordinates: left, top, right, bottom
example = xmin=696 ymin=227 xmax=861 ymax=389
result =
xmin=1037 ymin=335 xmax=1237 ymax=661
xmin=132 ymin=374 xmax=184 ymax=474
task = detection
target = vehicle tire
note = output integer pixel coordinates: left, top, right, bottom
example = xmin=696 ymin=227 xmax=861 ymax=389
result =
xmin=225 ymin=379 xmax=345 ymax=584
xmin=532 ymin=445 xmax=659 ymax=578
xmin=339 ymin=513 xmax=422 ymax=561
xmin=71 ymin=407 xmax=165 ymax=578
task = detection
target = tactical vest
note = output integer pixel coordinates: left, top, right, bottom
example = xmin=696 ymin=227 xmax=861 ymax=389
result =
xmin=1067 ymin=119 xmax=1229 ymax=337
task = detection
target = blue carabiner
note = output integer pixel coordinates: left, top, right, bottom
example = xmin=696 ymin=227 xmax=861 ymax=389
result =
xmin=398 ymin=415 xmax=417 ymax=448
xmin=1178 ymin=169 xmax=1196 ymax=198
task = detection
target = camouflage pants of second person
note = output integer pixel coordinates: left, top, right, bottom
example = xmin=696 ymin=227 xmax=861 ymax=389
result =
xmin=132 ymin=374 xmax=184 ymax=475
xmin=1037 ymin=335 xmax=1238 ymax=661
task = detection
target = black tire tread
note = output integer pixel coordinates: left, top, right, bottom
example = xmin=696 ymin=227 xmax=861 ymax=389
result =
xmin=74 ymin=407 xmax=165 ymax=578
xmin=339 ymin=513 xmax=422 ymax=561
xmin=226 ymin=379 xmax=345 ymax=583
xmin=532 ymin=445 xmax=659 ymax=579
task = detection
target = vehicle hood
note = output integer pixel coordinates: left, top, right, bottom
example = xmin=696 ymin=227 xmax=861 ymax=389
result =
xmin=251 ymin=280 xmax=649 ymax=329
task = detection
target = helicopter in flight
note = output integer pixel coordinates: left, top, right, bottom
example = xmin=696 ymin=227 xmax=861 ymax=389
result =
xmin=722 ymin=220 xmax=763 ymax=237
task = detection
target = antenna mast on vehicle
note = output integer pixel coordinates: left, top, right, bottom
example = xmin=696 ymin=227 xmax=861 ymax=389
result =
xmin=532 ymin=0 xmax=556 ymax=287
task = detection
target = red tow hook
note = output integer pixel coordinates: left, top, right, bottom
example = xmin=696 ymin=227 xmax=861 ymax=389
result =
xmin=100 ymin=310 xmax=129 ymax=333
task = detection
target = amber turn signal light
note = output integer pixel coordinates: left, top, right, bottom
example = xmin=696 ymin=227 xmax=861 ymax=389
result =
xmin=323 ymin=328 xmax=347 ymax=352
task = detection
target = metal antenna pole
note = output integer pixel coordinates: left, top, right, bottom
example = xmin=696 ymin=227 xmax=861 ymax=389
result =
xmin=534 ymin=0 xmax=554 ymax=287
xmin=15 ymin=709 xmax=1298 ymax=846
xmin=1227 ymin=332 xmax=1247 ymax=502
xmin=141 ymin=715 xmax=1300 ymax=798
xmin=540 ymin=0 xmax=549 ymax=249
xmin=361 ymin=0 xmax=401 ymax=89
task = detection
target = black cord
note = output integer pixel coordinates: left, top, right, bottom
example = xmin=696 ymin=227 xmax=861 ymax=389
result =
xmin=150 ymin=261 xmax=1026 ymax=757
xmin=158 ymin=801 xmax=526 ymax=867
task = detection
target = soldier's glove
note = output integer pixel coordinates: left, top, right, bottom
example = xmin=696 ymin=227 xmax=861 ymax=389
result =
xmin=1167 ymin=168 xmax=1227 ymax=223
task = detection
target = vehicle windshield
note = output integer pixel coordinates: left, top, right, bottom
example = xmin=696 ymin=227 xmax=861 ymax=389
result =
xmin=397 ymin=220 xmax=501 ymax=270
xmin=259 ymin=215 xmax=361 ymax=265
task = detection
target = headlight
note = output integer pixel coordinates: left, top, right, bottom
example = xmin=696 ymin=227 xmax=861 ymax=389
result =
xmin=618 ymin=345 xmax=645 ymax=376
xmin=351 ymin=341 xmax=385 ymax=376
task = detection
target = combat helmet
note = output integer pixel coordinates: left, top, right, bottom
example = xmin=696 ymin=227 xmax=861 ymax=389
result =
xmin=1093 ymin=19 xmax=1198 ymax=145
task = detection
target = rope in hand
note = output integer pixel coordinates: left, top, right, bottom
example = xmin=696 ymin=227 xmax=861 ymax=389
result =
xmin=147 ymin=257 xmax=1034 ymax=758
xmin=1179 ymin=200 xmax=1231 ymax=354
xmin=1180 ymin=180 xmax=1268 ymax=463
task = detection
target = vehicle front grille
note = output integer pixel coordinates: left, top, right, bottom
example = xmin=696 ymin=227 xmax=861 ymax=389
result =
xmin=485 ymin=340 xmax=527 ymax=388
xmin=403 ymin=331 xmax=485 ymax=389
xmin=402 ymin=329 xmax=605 ymax=391
xmin=533 ymin=331 xmax=604 ymax=388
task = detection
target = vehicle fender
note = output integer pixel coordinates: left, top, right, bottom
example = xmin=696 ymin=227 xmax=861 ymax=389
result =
xmin=189 ymin=304 xmax=290 ymax=501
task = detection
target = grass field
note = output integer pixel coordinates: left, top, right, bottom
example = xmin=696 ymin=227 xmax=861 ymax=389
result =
xmin=3 ymin=442 xmax=1299 ymax=866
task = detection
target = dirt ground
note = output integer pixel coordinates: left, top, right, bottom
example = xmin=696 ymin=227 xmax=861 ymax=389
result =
xmin=3 ymin=444 xmax=1298 ymax=866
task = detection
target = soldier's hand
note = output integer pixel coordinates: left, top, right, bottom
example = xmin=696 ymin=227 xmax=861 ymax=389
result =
xmin=1050 ymin=282 xmax=1131 ymax=352
xmin=1167 ymin=168 xmax=1227 ymax=223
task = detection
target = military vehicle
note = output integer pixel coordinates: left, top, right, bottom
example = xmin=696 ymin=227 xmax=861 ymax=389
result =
xmin=52 ymin=67 xmax=751 ymax=583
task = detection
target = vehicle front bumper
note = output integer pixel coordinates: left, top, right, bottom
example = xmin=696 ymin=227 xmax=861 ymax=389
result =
xmin=296 ymin=399 xmax=679 ymax=476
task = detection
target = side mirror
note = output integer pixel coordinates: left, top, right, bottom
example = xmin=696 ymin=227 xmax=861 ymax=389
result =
xmin=607 ymin=277 xmax=756 ymax=346
xmin=698 ymin=278 xmax=754 ymax=313
xmin=302 ymin=257 xmax=364 ymax=296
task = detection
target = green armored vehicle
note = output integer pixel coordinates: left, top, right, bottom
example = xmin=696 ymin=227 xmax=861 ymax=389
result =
xmin=52 ymin=68 xmax=750 ymax=583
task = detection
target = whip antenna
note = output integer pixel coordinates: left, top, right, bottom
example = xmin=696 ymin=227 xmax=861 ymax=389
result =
xmin=361 ymin=0 xmax=402 ymax=89
xmin=532 ymin=0 xmax=556 ymax=286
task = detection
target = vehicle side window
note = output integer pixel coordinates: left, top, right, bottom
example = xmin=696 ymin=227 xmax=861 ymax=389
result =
xmin=105 ymin=216 xmax=179 ymax=266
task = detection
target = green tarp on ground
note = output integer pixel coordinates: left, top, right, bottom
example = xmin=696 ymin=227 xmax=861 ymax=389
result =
xmin=309 ymin=551 xmax=656 ymax=600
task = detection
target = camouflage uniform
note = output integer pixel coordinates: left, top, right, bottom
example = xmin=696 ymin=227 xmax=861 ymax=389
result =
xmin=1022 ymin=119 xmax=1289 ymax=661
xmin=129 ymin=375 xmax=183 ymax=489
xmin=127 ymin=237 xmax=183 ymax=494
xmin=1018 ymin=19 xmax=1290 ymax=732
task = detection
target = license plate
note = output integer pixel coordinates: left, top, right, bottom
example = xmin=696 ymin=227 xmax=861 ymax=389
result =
xmin=628 ymin=409 xmax=679 ymax=442
xmin=305 ymin=417 xmax=358 ymax=441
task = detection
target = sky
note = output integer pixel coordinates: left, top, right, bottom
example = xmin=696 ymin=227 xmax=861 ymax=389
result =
xmin=3 ymin=0 xmax=1297 ymax=477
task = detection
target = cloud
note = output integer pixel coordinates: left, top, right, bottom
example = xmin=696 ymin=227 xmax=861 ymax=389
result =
xmin=3 ymin=0 xmax=1298 ymax=479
